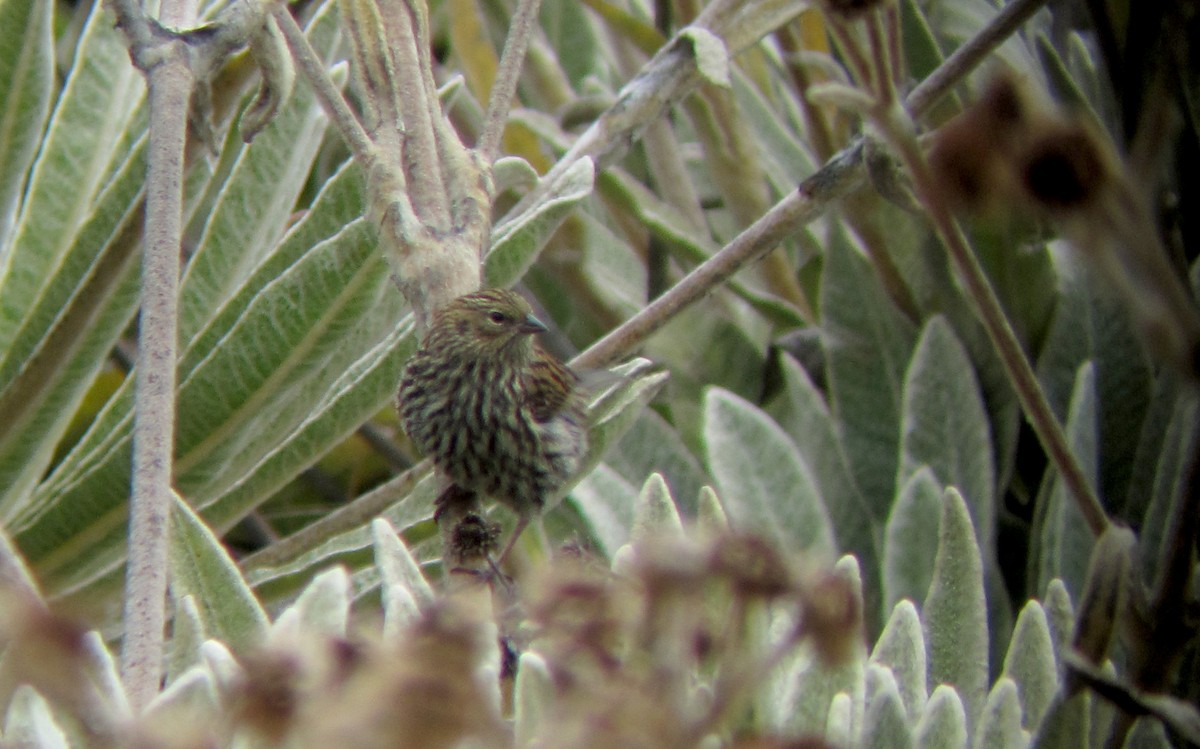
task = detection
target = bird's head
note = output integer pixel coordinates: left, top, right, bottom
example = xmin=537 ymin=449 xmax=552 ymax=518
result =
xmin=429 ymin=289 xmax=548 ymax=363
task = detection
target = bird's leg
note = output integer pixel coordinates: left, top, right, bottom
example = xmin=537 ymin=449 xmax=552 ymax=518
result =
xmin=494 ymin=511 xmax=533 ymax=566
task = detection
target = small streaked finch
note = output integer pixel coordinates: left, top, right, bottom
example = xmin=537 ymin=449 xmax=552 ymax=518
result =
xmin=397 ymin=289 xmax=587 ymax=561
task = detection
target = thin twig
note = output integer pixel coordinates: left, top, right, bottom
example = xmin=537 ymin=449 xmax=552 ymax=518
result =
xmin=571 ymin=0 xmax=1045 ymax=372
xmin=572 ymin=144 xmax=865 ymax=370
xmin=904 ymin=0 xmax=1048 ymax=118
xmin=110 ymin=0 xmax=196 ymax=712
xmin=477 ymin=0 xmax=545 ymax=164
xmin=240 ymin=459 xmax=430 ymax=571
xmin=881 ymin=119 xmax=1109 ymax=536
xmin=272 ymin=4 xmax=375 ymax=168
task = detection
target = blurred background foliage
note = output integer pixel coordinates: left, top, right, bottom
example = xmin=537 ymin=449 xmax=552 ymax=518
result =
xmin=1 ymin=0 xmax=1198 ymax=735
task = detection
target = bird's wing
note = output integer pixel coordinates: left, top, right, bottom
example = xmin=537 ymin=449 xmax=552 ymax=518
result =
xmin=523 ymin=350 xmax=580 ymax=423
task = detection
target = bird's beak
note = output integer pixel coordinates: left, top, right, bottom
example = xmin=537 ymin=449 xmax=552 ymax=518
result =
xmin=520 ymin=313 xmax=548 ymax=334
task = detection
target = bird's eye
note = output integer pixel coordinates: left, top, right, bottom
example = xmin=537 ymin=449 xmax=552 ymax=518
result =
xmin=488 ymin=311 xmax=507 ymax=324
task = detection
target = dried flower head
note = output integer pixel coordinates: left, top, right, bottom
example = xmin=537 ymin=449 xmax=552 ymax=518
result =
xmin=817 ymin=0 xmax=892 ymax=21
xmin=1018 ymin=122 xmax=1110 ymax=212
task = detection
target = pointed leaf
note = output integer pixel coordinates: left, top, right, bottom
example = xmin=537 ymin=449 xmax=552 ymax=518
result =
xmin=3 ymin=686 xmax=69 ymax=749
xmin=923 ymin=487 xmax=988 ymax=730
xmin=975 ymin=678 xmax=1029 ymax=749
xmin=821 ymin=228 xmax=917 ymax=515
xmin=871 ymin=600 xmax=929 ymax=721
xmin=770 ymin=356 xmax=882 ymax=623
xmin=898 ymin=316 xmax=995 ymax=547
xmin=884 ymin=466 xmax=943 ymax=612
xmin=169 ymin=493 xmax=269 ymax=652
xmin=1034 ymin=362 xmax=1099 ymax=600
xmin=703 ymin=387 xmax=835 ymax=554
xmin=916 ymin=685 xmax=968 ymax=749
xmin=486 ymin=157 xmax=595 ymax=288
xmin=0 ymin=0 xmax=54 ymax=244
xmin=1002 ymin=601 xmax=1058 ymax=733
xmin=864 ymin=665 xmax=913 ymax=749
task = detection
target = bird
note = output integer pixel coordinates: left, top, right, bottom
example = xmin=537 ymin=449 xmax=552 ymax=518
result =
xmin=396 ymin=288 xmax=587 ymax=563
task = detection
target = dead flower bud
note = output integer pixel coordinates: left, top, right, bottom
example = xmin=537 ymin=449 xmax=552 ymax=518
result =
xmin=231 ymin=650 xmax=303 ymax=743
xmin=300 ymin=602 xmax=503 ymax=749
xmin=800 ymin=573 xmax=862 ymax=666
xmin=1017 ymin=121 xmax=1111 ymax=212
xmin=817 ymin=0 xmax=893 ymax=21
xmin=928 ymin=74 xmax=1030 ymax=213
xmin=707 ymin=532 xmax=797 ymax=599
xmin=0 ymin=591 xmax=96 ymax=714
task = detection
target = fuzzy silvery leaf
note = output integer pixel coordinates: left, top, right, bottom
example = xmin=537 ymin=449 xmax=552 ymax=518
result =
xmin=1034 ymin=362 xmax=1099 ymax=600
xmin=1001 ymin=601 xmax=1058 ymax=733
xmin=924 ymin=487 xmax=988 ymax=730
xmin=703 ymin=387 xmax=835 ymax=555
xmin=0 ymin=0 xmax=53 ymax=246
xmin=486 ymin=157 xmax=595 ymax=288
xmin=169 ymin=493 xmax=270 ymax=652
xmin=975 ymin=678 xmax=1029 ymax=749
xmin=821 ymin=226 xmax=916 ymax=517
xmin=898 ymin=316 xmax=995 ymax=550
xmin=168 ymin=595 xmax=207 ymax=686
xmin=864 ymin=665 xmax=914 ymax=749
xmin=871 ymin=600 xmax=929 ymax=722
xmin=884 ymin=466 xmax=943 ymax=613
xmin=371 ymin=517 xmax=435 ymax=611
xmin=631 ymin=472 xmax=684 ymax=541
xmin=916 ymin=685 xmax=968 ymax=749
xmin=2 ymin=686 xmax=69 ymax=749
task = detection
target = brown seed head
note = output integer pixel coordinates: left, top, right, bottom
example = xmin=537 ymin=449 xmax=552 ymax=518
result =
xmin=1018 ymin=122 xmax=1109 ymax=212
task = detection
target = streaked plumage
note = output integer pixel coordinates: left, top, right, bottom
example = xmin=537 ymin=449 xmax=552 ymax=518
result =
xmin=397 ymin=289 xmax=587 ymax=559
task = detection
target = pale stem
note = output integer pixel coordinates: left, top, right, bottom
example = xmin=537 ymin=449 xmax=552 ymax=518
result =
xmin=109 ymin=0 xmax=196 ymax=712
xmin=477 ymin=0 xmax=546 ymax=164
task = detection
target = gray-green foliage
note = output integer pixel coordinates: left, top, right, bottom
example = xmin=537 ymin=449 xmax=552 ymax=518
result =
xmin=0 ymin=0 xmax=1197 ymax=744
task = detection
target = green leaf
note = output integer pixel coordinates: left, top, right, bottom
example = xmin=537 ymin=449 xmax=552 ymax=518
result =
xmin=1029 ymin=693 xmax=1090 ymax=749
xmin=975 ymin=678 xmax=1028 ymax=749
xmin=1001 ymin=600 xmax=1058 ymax=733
xmin=167 ymin=595 xmax=206 ymax=686
xmin=923 ymin=487 xmax=988 ymax=730
xmin=702 ymin=387 xmax=835 ymax=555
xmin=1036 ymin=251 xmax=1152 ymax=510
xmin=371 ymin=517 xmax=435 ymax=611
xmin=915 ymin=685 xmax=968 ymax=749
xmin=630 ymin=472 xmax=685 ymax=545
xmin=870 ymin=600 xmax=929 ymax=721
xmin=1121 ymin=717 xmax=1175 ymax=749
xmin=884 ymin=467 xmax=943 ymax=612
xmin=569 ymin=463 xmax=639 ymax=558
xmin=769 ymin=355 xmax=882 ymax=624
xmin=605 ymin=409 xmax=707 ymax=519
xmin=821 ymin=226 xmax=917 ymax=517
xmin=19 ymin=220 xmax=397 ymax=598
xmin=864 ymin=665 xmax=914 ymax=749
xmin=178 ymin=0 xmax=345 ymax=338
xmin=0 ymin=0 xmax=54 ymax=244
xmin=169 ymin=493 xmax=269 ymax=652
xmin=898 ymin=316 xmax=996 ymax=547
xmin=514 ymin=652 xmax=555 ymax=748
xmin=1041 ymin=579 xmax=1075 ymax=668
xmin=0 ymin=0 xmax=142 ymax=355
xmin=0 ymin=141 xmax=145 ymax=518
xmin=486 ymin=157 xmax=595 ymax=288
xmin=1034 ymin=361 xmax=1099 ymax=601
xmin=278 ymin=567 xmax=351 ymax=639
xmin=1136 ymin=389 xmax=1199 ymax=588
xmin=2 ymin=686 xmax=70 ymax=749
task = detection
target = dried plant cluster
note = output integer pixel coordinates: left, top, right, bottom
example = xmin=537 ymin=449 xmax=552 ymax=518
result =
xmin=0 ymin=0 xmax=1198 ymax=746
